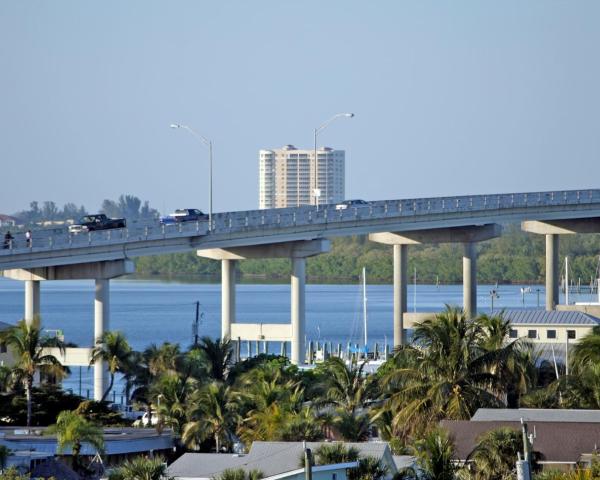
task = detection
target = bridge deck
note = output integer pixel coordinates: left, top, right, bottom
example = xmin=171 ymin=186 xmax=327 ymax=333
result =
xmin=2 ymin=189 xmax=600 ymax=270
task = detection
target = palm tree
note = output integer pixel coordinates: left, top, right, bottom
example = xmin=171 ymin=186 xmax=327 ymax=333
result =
xmin=314 ymin=357 xmax=378 ymax=415
xmin=152 ymin=374 xmax=195 ymax=436
xmin=90 ymin=330 xmax=132 ymax=402
xmin=378 ymin=307 xmax=505 ymax=439
xmin=0 ymin=319 xmax=65 ymax=426
xmin=313 ymin=443 xmax=360 ymax=465
xmin=214 ymin=468 xmax=263 ymax=480
xmin=183 ymin=381 xmax=240 ymax=452
xmin=572 ymin=326 xmax=600 ymax=370
xmin=196 ymin=336 xmax=233 ymax=382
xmin=0 ymin=444 xmax=10 ymax=473
xmin=412 ymin=429 xmax=456 ymax=480
xmin=348 ymin=456 xmax=388 ymax=480
xmin=108 ymin=455 xmax=172 ymax=480
xmin=466 ymin=427 xmax=522 ymax=480
xmin=48 ymin=410 xmax=104 ymax=473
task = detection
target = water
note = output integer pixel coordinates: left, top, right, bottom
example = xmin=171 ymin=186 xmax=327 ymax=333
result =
xmin=0 ymin=277 xmax=587 ymax=397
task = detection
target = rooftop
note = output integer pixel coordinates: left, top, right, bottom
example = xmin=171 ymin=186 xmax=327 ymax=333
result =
xmin=471 ymin=408 xmax=600 ymax=423
xmin=168 ymin=441 xmax=399 ymax=479
xmin=442 ymin=420 xmax=600 ymax=464
xmin=502 ymin=309 xmax=600 ymax=325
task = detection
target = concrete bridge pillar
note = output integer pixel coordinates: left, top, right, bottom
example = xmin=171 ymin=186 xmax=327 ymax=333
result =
xmin=291 ymin=256 xmax=306 ymax=365
xmin=221 ymin=259 xmax=237 ymax=340
xmin=545 ymin=234 xmax=559 ymax=311
xmin=393 ymin=244 xmax=408 ymax=347
xmin=370 ymin=224 xmax=500 ymax=343
xmin=24 ymin=280 xmax=40 ymax=326
xmin=198 ymin=239 xmax=330 ymax=366
xmin=94 ymin=278 xmax=110 ymax=401
xmin=521 ymin=219 xmax=600 ymax=311
xmin=2 ymin=259 xmax=134 ymax=402
xmin=463 ymin=242 xmax=477 ymax=318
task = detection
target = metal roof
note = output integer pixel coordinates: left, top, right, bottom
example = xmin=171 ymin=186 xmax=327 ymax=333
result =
xmin=168 ymin=441 xmax=394 ymax=479
xmin=502 ymin=309 xmax=600 ymax=325
xmin=471 ymin=408 xmax=600 ymax=423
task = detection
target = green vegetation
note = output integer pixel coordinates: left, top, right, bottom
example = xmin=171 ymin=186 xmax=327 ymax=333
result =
xmin=134 ymin=226 xmax=600 ymax=284
xmin=108 ymin=455 xmax=172 ymax=480
xmin=5 ymin=309 xmax=600 ymax=478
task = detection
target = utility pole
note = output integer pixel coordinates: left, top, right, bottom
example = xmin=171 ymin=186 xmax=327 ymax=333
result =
xmin=193 ymin=301 xmax=200 ymax=347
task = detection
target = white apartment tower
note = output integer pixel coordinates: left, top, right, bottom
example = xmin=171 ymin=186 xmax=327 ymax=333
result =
xmin=259 ymin=145 xmax=345 ymax=209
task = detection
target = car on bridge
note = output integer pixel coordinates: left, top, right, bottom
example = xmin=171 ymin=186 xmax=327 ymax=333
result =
xmin=335 ymin=199 xmax=370 ymax=210
xmin=68 ymin=214 xmax=126 ymax=234
xmin=160 ymin=208 xmax=208 ymax=224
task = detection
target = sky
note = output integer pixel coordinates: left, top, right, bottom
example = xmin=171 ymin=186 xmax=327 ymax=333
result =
xmin=1 ymin=1 xmax=599 ymax=216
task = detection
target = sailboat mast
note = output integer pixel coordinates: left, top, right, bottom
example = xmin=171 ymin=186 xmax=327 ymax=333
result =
xmin=362 ymin=267 xmax=368 ymax=347
xmin=565 ymin=256 xmax=569 ymax=305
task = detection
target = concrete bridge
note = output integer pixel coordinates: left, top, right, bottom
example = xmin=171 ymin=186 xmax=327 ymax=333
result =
xmin=2 ymin=188 xmax=600 ymax=400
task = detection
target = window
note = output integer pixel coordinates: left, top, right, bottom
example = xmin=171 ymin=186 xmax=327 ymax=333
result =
xmin=547 ymin=330 xmax=557 ymax=339
xmin=567 ymin=330 xmax=576 ymax=340
xmin=332 ymin=475 xmax=337 ymax=480
xmin=527 ymin=330 xmax=537 ymax=339
xmin=509 ymin=329 xmax=518 ymax=339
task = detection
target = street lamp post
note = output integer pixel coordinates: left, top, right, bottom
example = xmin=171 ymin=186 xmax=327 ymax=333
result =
xmin=170 ymin=124 xmax=213 ymax=231
xmin=313 ymin=113 xmax=354 ymax=209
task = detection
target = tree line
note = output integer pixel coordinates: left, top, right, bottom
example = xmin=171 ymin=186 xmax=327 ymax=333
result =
xmin=3 ymin=308 xmax=600 ymax=479
xmin=10 ymin=194 xmax=159 ymax=225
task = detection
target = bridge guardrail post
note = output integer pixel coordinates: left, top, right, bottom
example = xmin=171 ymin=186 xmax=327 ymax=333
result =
xmin=293 ymin=212 xmax=296 ymax=225
xmin=277 ymin=214 xmax=281 ymax=225
xmin=145 ymin=226 xmax=149 ymax=240
xmin=261 ymin=215 xmax=265 ymax=226
xmin=88 ymin=232 xmax=92 ymax=245
xmin=245 ymin=215 xmax=249 ymax=227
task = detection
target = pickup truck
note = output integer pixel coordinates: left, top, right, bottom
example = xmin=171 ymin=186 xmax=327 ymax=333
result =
xmin=68 ymin=214 xmax=126 ymax=234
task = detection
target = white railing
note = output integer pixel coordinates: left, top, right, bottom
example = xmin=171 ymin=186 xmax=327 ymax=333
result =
xmin=1 ymin=189 xmax=600 ymax=257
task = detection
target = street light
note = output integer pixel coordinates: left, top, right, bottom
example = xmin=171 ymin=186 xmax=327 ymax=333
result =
xmin=313 ymin=113 xmax=354 ymax=209
xmin=170 ymin=123 xmax=213 ymax=231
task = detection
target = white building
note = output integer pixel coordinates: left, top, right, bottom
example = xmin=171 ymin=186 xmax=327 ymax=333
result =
xmin=259 ymin=145 xmax=345 ymax=209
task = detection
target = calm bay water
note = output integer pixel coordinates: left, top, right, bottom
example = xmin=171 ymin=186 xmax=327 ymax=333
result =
xmin=0 ymin=276 xmax=582 ymax=397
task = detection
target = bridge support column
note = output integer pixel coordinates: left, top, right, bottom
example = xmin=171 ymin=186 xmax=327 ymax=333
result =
xmin=463 ymin=242 xmax=477 ymax=319
xmin=94 ymin=278 xmax=109 ymax=401
xmin=546 ymin=234 xmax=559 ymax=311
xmin=221 ymin=259 xmax=237 ymax=340
xmin=24 ymin=280 xmax=40 ymax=326
xmin=291 ymin=257 xmax=306 ymax=365
xmin=393 ymin=244 xmax=408 ymax=348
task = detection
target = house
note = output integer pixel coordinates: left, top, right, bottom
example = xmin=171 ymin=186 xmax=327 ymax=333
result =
xmin=0 ymin=427 xmax=174 ymax=469
xmin=167 ymin=441 xmax=411 ymax=480
xmin=442 ymin=409 xmax=600 ymax=471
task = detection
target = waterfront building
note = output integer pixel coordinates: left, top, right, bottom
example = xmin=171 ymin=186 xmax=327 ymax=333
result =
xmin=259 ymin=145 xmax=345 ymax=209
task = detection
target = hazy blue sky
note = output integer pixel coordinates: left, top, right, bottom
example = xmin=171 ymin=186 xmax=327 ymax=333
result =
xmin=1 ymin=1 xmax=599 ymax=216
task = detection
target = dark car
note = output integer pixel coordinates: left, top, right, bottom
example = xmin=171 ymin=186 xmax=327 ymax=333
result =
xmin=335 ymin=199 xmax=369 ymax=210
xmin=69 ymin=214 xmax=126 ymax=233
xmin=160 ymin=209 xmax=208 ymax=224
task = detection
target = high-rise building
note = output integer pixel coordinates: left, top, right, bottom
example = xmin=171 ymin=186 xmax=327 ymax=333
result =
xmin=259 ymin=145 xmax=345 ymax=209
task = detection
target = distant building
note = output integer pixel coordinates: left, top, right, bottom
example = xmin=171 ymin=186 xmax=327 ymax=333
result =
xmin=259 ymin=145 xmax=345 ymax=209
xmin=0 ymin=214 xmax=18 ymax=228
xmin=502 ymin=309 xmax=599 ymax=364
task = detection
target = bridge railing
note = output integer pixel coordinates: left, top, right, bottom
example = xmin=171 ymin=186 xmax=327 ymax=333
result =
xmin=2 ymin=189 xmax=600 ymax=256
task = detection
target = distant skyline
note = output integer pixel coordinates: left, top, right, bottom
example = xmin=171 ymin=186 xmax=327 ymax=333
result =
xmin=1 ymin=1 xmax=599 ymax=216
